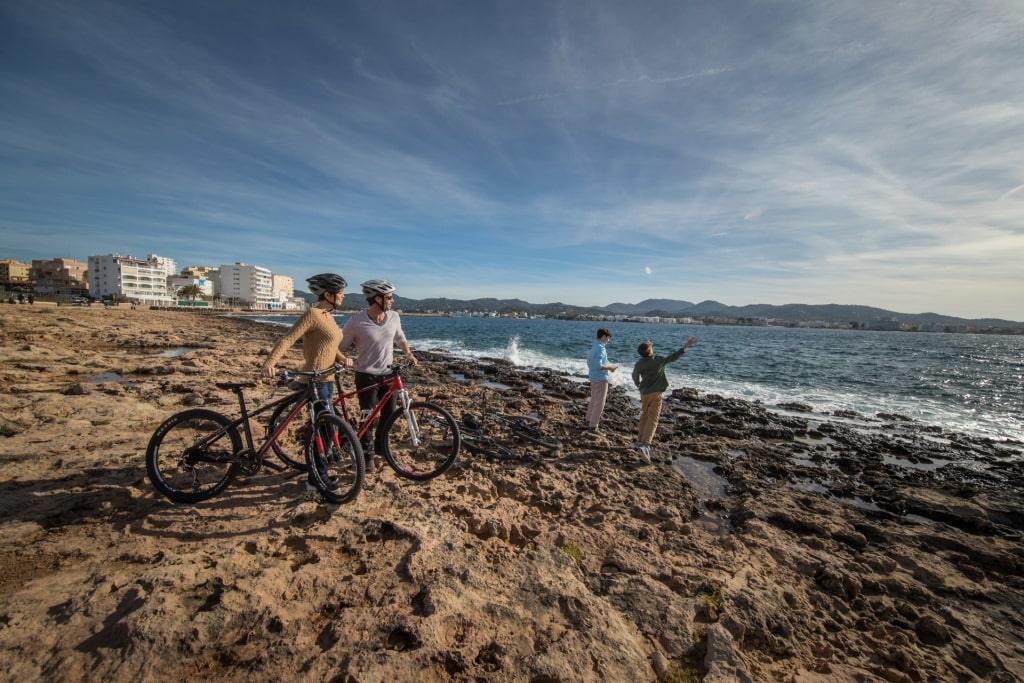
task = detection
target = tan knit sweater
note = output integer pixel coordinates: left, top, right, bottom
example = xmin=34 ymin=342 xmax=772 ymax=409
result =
xmin=263 ymin=308 xmax=345 ymax=377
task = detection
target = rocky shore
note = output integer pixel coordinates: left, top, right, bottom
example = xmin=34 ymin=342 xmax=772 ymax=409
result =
xmin=0 ymin=305 xmax=1021 ymax=682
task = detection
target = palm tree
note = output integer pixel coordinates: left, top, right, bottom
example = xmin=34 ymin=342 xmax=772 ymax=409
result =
xmin=177 ymin=284 xmax=203 ymax=303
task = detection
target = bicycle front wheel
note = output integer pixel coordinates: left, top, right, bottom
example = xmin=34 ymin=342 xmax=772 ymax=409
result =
xmin=267 ymin=395 xmax=309 ymax=471
xmin=145 ymin=409 xmax=242 ymax=504
xmin=306 ymin=413 xmax=365 ymax=504
xmin=382 ymin=401 xmax=460 ymax=481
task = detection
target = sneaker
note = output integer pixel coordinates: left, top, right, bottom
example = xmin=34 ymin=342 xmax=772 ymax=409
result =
xmin=636 ymin=444 xmax=652 ymax=464
xmin=587 ymin=427 xmax=602 ymax=436
xmin=306 ymin=476 xmax=339 ymax=492
xmin=364 ymin=457 xmax=375 ymax=474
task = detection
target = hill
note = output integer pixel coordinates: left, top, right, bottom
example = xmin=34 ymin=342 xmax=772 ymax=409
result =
xmin=297 ymin=290 xmax=1021 ymax=329
xmin=386 ymin=295 xmax=1024 ymax=329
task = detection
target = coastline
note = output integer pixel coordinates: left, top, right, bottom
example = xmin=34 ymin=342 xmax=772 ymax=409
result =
xmin=1 ymin=306 xmax=1021 ymax=682
xmin=239 ymin=310 xmax=1024 ymax=448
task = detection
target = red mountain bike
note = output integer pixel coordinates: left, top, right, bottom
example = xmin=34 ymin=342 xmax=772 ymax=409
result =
xmin=270 ymin=362 xmax=460 ymax=491
xmin=331 ymin=363 xmax=461 ymax=482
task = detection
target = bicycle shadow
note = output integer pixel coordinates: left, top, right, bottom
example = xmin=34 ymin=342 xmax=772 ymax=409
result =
xmin=132 ymin=469 xmax=340 ymax=541
xmin=0 ymin=461 xmax=316 ymax=541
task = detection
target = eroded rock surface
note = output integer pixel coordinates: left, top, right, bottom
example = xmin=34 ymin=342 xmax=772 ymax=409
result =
xmin=1 ymin=306 xmax=1021 ymax=682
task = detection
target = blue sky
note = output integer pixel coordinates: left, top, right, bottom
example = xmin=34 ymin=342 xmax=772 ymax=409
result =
xmin=2 ymin=1 xmax=1023 ymax=321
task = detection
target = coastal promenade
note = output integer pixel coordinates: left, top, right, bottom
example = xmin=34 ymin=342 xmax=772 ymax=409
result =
xmin=0 ymin=305 xmax=1021 ymax=682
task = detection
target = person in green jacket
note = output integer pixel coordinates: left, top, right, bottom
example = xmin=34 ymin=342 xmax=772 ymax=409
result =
xmin=631 ymin=336 xmax=698 ymax=463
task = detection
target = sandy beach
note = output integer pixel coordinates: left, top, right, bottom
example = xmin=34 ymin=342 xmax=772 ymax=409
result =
xmin=0 ymin=304 xmax=1021 ymax=682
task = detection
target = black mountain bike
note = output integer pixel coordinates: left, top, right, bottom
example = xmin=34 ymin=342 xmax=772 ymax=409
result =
xmin=459 ymin=390 xmax=562 ymax=460
xmin=145 ymin=365 xmax=363 ymax=504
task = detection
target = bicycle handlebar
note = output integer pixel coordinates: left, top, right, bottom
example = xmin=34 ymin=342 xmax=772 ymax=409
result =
xmin=277 ymin=360 xmax=417 ymax=384
xmin=277 ymin=363 xmax=347 ymax=383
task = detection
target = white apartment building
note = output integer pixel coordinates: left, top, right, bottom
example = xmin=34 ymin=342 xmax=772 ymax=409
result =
xmin=218 ymin=262 xmax=278 ymax=309
xmin=88 ymin=254 xmax=176 ymax=305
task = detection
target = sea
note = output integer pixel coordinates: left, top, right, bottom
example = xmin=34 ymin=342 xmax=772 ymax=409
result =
xmin=241 ymin=314 xmax=1023 ymax=448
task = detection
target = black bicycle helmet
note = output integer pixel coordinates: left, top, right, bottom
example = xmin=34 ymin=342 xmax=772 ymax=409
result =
xmin=306 ymin=273 xmax=348 ymax=296
xmin=462 ymin=414 xmax=480 ymax=430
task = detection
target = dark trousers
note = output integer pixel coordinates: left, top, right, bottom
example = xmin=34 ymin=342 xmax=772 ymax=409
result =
xmin=354 ymin=371 xmax=395 ymax=455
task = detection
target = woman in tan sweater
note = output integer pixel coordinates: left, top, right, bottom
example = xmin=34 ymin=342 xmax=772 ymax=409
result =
xmin=261 ymin=273 xmax=353 ymax=489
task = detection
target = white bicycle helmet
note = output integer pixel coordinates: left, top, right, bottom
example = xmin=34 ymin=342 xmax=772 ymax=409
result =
xmin=306 ymin=273 xmax=348 ymax=296
xmin=360 ymin=279 xmax=396 ymax=299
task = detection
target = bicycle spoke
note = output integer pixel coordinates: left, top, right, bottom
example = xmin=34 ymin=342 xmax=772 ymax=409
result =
xmin=268 ymin=396 xmax=311 ymax=471
xmin=146 ymin=409 xmax=241 ymax=503
xmin=306 ymin=413 xmax=364 ymax=504
xmin=382 ymin=401 xmax=460 ymax=481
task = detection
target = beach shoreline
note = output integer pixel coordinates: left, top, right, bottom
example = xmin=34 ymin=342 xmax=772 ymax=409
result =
xmin=1 ymin=306 xmax=1021 ymax=682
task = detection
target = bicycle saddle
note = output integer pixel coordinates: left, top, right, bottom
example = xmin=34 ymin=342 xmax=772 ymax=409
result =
xmin=216 ymin=381 xmax=257 ymax=391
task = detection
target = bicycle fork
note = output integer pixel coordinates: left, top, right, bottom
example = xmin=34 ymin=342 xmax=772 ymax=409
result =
xmin=309 ymin=399 xmax=342 ymax=454
xmin=398 ymin=389 xmax=422 ymax=446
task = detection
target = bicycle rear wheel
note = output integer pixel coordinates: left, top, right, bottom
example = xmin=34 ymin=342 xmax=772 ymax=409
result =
xmin=267 ymin=395 xmax=309 ymax=471
xmin=145 ymin=409 xmax=242 ymax=503
xmin=306 ymin=413 xmax=365 ymax=504
xmin=382 ymin=401 xmax=460 ymax=481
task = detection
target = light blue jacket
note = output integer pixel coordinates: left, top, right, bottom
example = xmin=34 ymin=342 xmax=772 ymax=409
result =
xmin=587 ymin=340 xmax=610 ymax=382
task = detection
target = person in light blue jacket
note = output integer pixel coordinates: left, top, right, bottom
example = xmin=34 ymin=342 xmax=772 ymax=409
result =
xmin=585 ymin=327 xmax=618 ymax=433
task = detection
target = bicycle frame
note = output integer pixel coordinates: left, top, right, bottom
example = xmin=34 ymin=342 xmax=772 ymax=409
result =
xmin=333 ymin=364 xmax=418 ymax=445
xmin=189 ymin=366 xmax=342 ymax=471
xmin=197 ymin=382 xmax=314 ymax=471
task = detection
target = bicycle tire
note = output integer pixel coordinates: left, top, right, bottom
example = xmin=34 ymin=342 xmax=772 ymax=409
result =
xmin=145 ymin=408 xmax=242 ymax=504
xmin=305 ymin=413 xmax=364 ymax=504
xmin=267 ymin=395 xmax=309 ymax=471
xmin=461 ymin=432 xmax=516 ymax=460
xmin=494 ymin=413 xmax=562 ymax=451
xmin=493 ymin=412 xmax=540 ymax=426
xmin=381 ymin=401 xmax=461 ymax=481
xmin=512 ymin=424 xmax=563 ymax=452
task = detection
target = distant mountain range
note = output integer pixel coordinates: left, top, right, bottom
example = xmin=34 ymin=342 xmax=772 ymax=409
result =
xmin=296 ymin=292 xmax=1023 ymax=329
xmin=602 ymin=299 xmax=1024 ymax=328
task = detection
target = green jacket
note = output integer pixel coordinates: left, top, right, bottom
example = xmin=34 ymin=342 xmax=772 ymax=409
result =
xmin=631 ymin=347 xmax=687 ymax=396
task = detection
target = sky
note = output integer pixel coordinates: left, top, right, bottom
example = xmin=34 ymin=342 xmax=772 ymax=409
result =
xmin=2 ymin=1 xmax=1023 ymax=321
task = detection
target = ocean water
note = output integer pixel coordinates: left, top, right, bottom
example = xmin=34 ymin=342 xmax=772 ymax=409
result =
xmin=243 ymin=314 xmax=1023 ymax=446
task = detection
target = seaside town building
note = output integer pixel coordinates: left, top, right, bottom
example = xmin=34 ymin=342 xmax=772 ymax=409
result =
xmin=0 ymin=259 xmax=32 ymax=286
xmin=88 ymin=254 xmax=176 ymax=306
xmin=270 ymin=273 xmax=305 ymax=310
xmin=30 ymin=258 xmax=89 ymax=298
xmin=169 ymin=267 xmax=216 ymax=299
xmin=215 ymin=262 xmax=279 ymax=310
